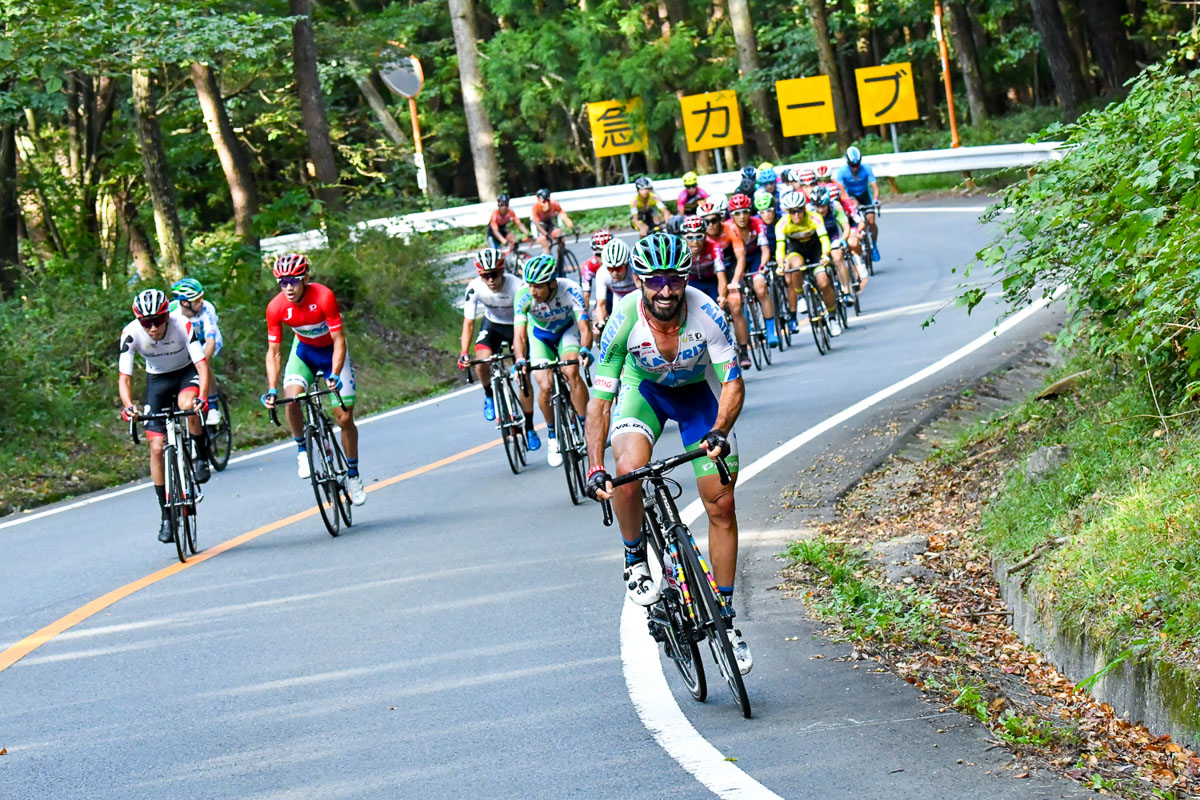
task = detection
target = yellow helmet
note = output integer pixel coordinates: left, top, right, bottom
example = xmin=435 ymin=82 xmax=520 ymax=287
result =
xmin=757 ymin=161 xmax=774 ymax=172
xmin=682 ymin=171 xmax=699 ymax=187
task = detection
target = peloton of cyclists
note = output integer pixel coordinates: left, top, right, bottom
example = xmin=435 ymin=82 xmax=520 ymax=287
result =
xmin=728 ymin=192 xmax=778 ymax=348
xmin=697 ymin=199 xmax=750 ymax=369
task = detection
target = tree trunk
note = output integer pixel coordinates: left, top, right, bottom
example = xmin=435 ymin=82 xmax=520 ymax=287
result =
xmin=131 ymin=68 xmax=184 ymax=280
xmin=911 ymin=21 xmax=942 ymax=129
xmin=1029 ymin=0 xmax=1089 ymax=119
xmin=806 ymin=0 xmax=853 ymax=149
xmin=448 ymin=0 xmax=501 ymax=203
xmin=836 ymin=32 xmax=864 ymax=142
xmin=289 ymin=0 xmax=341 ymax=209
xmin=191 ymin=62 xmax=259 ymax=247
xmin=727 ymin=0 xmax=780 ymax=159
xmin=1083 ymin=0 xmax=1138 ymax=93
xmin=114 ymin=185 xmax=157 ymax=281
xmin=0 ymin=120 xmax=19 ymax=295
xmin=947 ymin=1 xmax=989 ymax=124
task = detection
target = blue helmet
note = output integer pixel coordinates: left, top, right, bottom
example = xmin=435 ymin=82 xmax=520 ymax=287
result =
xmin=756 ymin=166 xmax=777 ymax=185
xmin=846 ymin=146 xmax=862 ymax=166
xmin=631 ymin=233 xmax=692 ymax=276
xmin=523 ymin=254 xmax=557 ymax=285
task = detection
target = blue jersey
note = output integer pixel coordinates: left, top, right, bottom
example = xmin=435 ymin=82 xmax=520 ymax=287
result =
xmin=836 ymin=163 xmax=877 ymax=200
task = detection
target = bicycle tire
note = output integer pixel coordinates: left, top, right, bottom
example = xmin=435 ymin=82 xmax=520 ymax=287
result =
xmin=752 ymin=297 xmax=771 ymax=366
xmin=804 ymin=283 xmax=829 ymax=355
xmin=166 ymin=445 xmax=187 ymax=563
xmin=769 ymin=277 xmax=790 ymax=351
xmin=208 ymin=391 xmax=232 ymax=471
xmin=497 ymin=383 xmax=522 ymax=475
xmin=553 ymin=395 xmax=582 ymax=504
xmin=181 ymin=443 xmax=199 ymax=555
xmin=863 ymin=232 xmax=875 ymax=276
xmin=561 ymin=246 xmax=579 ymax=277
xmin=643 ymin=517 xmax=707 ymax=701
xmin=306 ymin=426 xmax=340 ymax=536
xmin=507 ymin=376 xmax=529 ymax=469
xmin=563 ymin=399 xmax=588 ymax=505
xmin=676 ymin=528 xmax=751 ymax=718
xmin=325 ymin=417 xmax=353 ymax=528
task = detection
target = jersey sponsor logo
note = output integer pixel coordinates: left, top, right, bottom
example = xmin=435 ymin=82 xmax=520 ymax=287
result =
xmin=285 ymin=307 xmax=294 ymax=321
xmin=594 ymin=375 xmax=617 ymax=394
xmin=120 ymin=334 xmax=133 ymax=353
xmin=309 ymin=304 xmax=318 ymax=312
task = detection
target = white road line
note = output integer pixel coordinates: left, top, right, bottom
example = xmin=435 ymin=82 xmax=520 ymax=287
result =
xmin=620 ymin=288 xmax=1060 ymax=799
xmin=0 ymin=385 xmax=477 ymax=532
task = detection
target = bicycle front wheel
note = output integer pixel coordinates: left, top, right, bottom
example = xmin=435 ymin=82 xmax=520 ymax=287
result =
xmin=644 ymin=519 xmax=707 ymax=701
xmin=181 ymin=445 xmax=199 ymax=555
xmin=751 ymin=298 xmax=770 ymax=367
xmin=804 ymin=283 xmax=829 ymax=355
xmin=560 ymin=247 xmax=579 ymax=277
xmin=166 ymin=446 xmax=187 ymax=563
xmin=306 ymin=426 xmax=340 ymax=536
xmin=326 ymin=420 xmax=353 ymax=528
xmin=209 ymin=391 xmax=232 ymax=471
xmin=555 ymin=395 xmax=585 ymax=505
xmin=497 ymin=382 xmax=522 ymax=475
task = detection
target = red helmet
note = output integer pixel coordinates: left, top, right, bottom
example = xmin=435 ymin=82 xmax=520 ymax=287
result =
xmin=591 ymin=229 xmax=613 ymax=252
xmin=273 ymin=253 xmax=309 ymax=279
xmin=798 ymin=168 xmax=816 ymax=186
xmin=728 ymin=193 xmax=752 ymax=212
xmin=827 ymin=183 xmax=842 ymax=199
xmin=816 ymin=164 xmax=831 ymax=180
xmin=681 ymin=216 xmax=706 ymax=237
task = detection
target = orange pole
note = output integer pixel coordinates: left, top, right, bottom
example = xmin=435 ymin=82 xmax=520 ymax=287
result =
xmin=408 ymin=95 xmax=429 ymax=198
xmin=933 ymin=0 xmax=961 ymax=148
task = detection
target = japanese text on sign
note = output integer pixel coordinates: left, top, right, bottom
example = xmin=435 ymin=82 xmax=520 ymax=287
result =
xmin=586 ymin=99 xmax=647 ymax=158
xmin=678 ymin=90 xmax=744 ymax=152
xmin=775 ymin=76 xmax=836 ymax=137
xmin=854 ymin=63 xmax=919 ymax=126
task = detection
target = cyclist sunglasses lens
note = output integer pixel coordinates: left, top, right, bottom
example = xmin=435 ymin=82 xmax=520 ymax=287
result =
xmin=139 ymin=314 xmax=168 ymax=329
xmin=481 ymin=270 xmax=504 ymax=279
xmin=643 ymin=274 xmax=686 ymax=292
xmin=277 ymin=276 xmax=303 ymax=287
xmin=684 ymin=233 xmax=706 ymax=242
xmin=704 ymin=217 xmax=722 ymax=226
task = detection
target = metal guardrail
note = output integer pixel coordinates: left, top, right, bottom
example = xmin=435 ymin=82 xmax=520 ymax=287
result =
xmin=260 ymin=142 xmax=1063 ymax=255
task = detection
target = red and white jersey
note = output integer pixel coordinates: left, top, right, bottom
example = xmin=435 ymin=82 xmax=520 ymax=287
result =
xmin=733 ymin=216 xmax=768 ymax=249
xmin=265 ymin=282 xmax=343 ymax=347
xmin=118 ymin=315 xmax=205 ymax=375
xmin=580 ymin=255 xmax=602 ymax=295
xmin=688 ymin=238 xmax=726 ymax=282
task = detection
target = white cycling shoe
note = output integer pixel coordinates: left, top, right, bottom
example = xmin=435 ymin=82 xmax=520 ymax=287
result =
xmin=205 ymin=407 xmax=221 ymax=426
xmin=828 ymin=316 xmax=842 ymax=337
xmin=297 ymin=452 xmax=311 ymax=480
xmin=546 ymin=435 xmax=563 ymax=467
xmin=346 ymin=475 xmax=366 ymax=505
xmin=728 ymin=626 xmax=754 ymax=675
xmin=624 ymin=562 xmax=662 ymax=606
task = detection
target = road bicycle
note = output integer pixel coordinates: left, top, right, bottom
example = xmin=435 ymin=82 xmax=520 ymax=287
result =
xmin=501 ymin=237 xmax=533 ymax=277
xmin=598 ymin=448 xmax=751 ymax=718
xmin=858 ymin=202 xmax=881 ymax=276
xmin=784 ymin=262 xmax=832 ymax=355
xmin=763 ymin=262 xmax=792 ymax=352
xmin=740 ymin=282 xmax=772 ymax=371
xmin=269 ymin=375 xmax=352 ymax=536
xmin=201 ymin=388 xmax=233 ymax=472
xmin=551 ymin=229 xmax=580 ymax=277
xmin=527 ymin=358 xmax=590 ymax=504
xmin=130 ymin=406 xmax=203 ymax=563
xmin=824 ymin=252 xmax=851 ymax=333
xmin=467 ymin=349 xmax=530 ymax=475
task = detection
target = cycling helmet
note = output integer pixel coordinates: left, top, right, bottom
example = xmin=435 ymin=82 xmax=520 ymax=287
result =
xmin=273 ymin=252 xmax=309 ymax=279
xmin=811 ymin=186 xmax=831 ymax=207
xmin=753 ymin=189 xmax=775 ymax=211
xmin=681 ymin=171 xmax=699 ymax=187
xmin=695 ymin=201 xmax=719 ymax=219
xmin=497 ymin=193 xmax=511 ymax=205
xmin=681 ymin=216 xmax=707 ymax=237
xmin=757 ymin=161 xmax=774 ymax=172
xmin=601 ymin=238 xmax=631 ymax=270
xmin=634 ymin=176 xmax=653 ymax=190
xmin=780 ymin=191 xmax=807 ymax=211
xmin=778 ymin=167 xmax=793 ymax=183
xmin=845 ymin=146 xmax=862 ymax=166
xmin=740 ymin=165 xmax=757 ymax=181
xmin=816 ymin=165 xmax=831 ymax=180
xmin=536 ymin=188 xmax=551 ymax=201
xmin=132 ymin=288 xmax=169 ymax=319
xmin=591 ymin=229 xmax=614 ymax=252
xmin=474 ymin=248 xmax=503 ymax=274
xmin=756 ymin=166 xmax=777 ymax=185
xmin=665 ymin=214 xmax=687 ymax=235
xmin=711 ymin=193 xmax=729 ymax=214
xmin=523 ymin=254 xmax=557 ymax=285
xmin=728 ymin=192 xmax=752 ymax=212
xmin=631 ymin=233 xmax=692 ymax=276
xmin=171 ymin=277 xmax=204 ymax=301
xmin=798 ymin=168 xmax=816 ymax=186
xmin=828 ymin=184 xmax=842 ymax=200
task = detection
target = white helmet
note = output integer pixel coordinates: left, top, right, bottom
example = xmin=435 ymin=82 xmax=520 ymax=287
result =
xmin=780 ymin=190 xmax=807 ymax=211
xmin=710 ymin=193 xmax=729 ymax=215
xmin=601 ymin=238 xmax=631 ymax=270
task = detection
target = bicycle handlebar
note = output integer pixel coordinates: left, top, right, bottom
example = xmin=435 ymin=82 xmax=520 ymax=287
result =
xmin=599 ymin=448 xmax=732 ymax=527
xmin=128 ymin=406 xmax=200 ymax=444
xmin=266 ymin=372 xmax=343 ymax=427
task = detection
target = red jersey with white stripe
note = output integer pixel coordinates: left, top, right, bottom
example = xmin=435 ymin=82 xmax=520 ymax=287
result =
xmin=265 ymin=282 xmax=343 ymax=346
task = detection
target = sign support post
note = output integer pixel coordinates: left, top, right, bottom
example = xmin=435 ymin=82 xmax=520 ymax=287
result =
xmin=932 ymin=1 xmax=961 ymax=148
xmin=379 ymin=48 xmax=430 ymax=197
xmin=714 ymin=148 xmax=724 ymax=174
xmin=619 ymin=153 xmax=630 ymax=184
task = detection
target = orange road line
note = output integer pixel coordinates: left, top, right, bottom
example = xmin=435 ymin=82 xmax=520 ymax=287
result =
xmin=0 ymin=434 xmax=509 ymax=674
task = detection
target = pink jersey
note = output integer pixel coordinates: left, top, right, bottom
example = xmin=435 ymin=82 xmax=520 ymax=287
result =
xmin=265 ymin=282 xmax=343 ymax=347
xmin=688 ymin=238 xmax=725 ymax=282
xmin=676 ymin=187 xmax=710 ymax=215
xmin=581 ymin=255 xmax=602 ymax=290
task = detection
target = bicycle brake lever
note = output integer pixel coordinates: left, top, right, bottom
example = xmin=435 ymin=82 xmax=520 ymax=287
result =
xmin=129 ymin=417 xmax=140 ymax=445
xmin=268 ymin=405 xmax=281 ymax=427
xmin=715 ymin=455 xmax=732 ymax=486
xmin=601 ymin=498 xmax=613 ymax=527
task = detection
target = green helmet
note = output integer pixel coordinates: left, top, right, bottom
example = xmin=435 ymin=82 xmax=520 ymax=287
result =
xmin=631 ymin=233 xmax=692 ymax=276
xmin=753 ymin=189 xmax=774 ymax=211
xmin=171 ymin=277 xmax=204 ymax=301
xmin=523 ymin=254 xmax=558 ymax=285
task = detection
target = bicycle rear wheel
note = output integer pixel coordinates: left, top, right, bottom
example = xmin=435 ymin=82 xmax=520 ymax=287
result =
xmin=562 ymin=399 xmax=587 ymax=505
xmin=676 ymin=528 xmax=751 ymax=718
xmin=306 ymin=426 xmax=340 ymax=536
xmin=804 ymin=283 xmax=829 ymax=355
xmin=751 ymin=297 xmax=771 ymax=366
xmin=560 ymin=246 xmax=579 ymax=277
xmin=209 ymin=391 xmax=232 ymax=471
xmin=862 ymin=232 xmax=875 ymax=275
xmin=325 ymin=419 xmax=353 ymax=528
xmin=166 ymin=446 xmax=187 ymax=563
xmin=497 ymin=382 xmax=522 ymax=475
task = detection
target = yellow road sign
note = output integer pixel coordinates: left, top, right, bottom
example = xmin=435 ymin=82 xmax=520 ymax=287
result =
xmin=855 ymin=63 xmax=919 ymax=126
xmin=586 ymin=99 xmax=647 ymax=158
xmin=775 ymin=76 xmax=837 ymax=136
xmin=679 ymin=90 xmax=744 ymax=151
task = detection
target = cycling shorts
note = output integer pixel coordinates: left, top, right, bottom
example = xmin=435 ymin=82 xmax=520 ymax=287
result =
xmin=475 ymin=319 xmax=514 ymax=354
xmin=853 ymin=192 xmax=873 ymax=209
xmin=487 ymin=225 xmax=509 ymax=250
xmin=610 ymin=376 xmax=739 ymax=479
xmin=535 ymin=219 xmax=558 ymax=237
xmin=144 ymin=364 xmax=200 ymax=436
xmin=691 ymin=279 xmax=720 ymax=301
xmin=785 ymin=236 xmax=823 ymax=265
xmin=527 ymin=322 xmax=581 ymax=365
xmin=743 ymin=245 xmax=764 ymax=276
xmin=634 ymin=208 xmax=662 ymax=226
xmin=283 ymin=338 xmax=357 ymax=408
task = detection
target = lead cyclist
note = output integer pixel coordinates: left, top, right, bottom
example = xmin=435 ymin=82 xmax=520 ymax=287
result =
xmin=584 ymin=232 xmax=752 ymax=675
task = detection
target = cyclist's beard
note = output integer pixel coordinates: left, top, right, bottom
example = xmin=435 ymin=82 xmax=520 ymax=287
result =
xmin=643 ymin=288 xmax=685 ymax=322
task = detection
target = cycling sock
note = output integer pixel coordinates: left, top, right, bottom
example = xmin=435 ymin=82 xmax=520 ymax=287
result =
xmin=623 ymin=537 xmax=646 ymax=565
xmin=154 ymin=483 xmax=167 ymax=517
xmin=765 ymin=317 xmax=776 ymax=335
xmin=525 ymin=416 xmax=535 ymax=432
xmin=483 ymin=386 xmax=494 ymax=399
xmin=346 ymin=457 xmax=359 ymax=478
xmin=547 ymin=425 xmax=556 ymax=439
xmin=294 ymin=436 xmax=306 ymax=453
xmin=718 ymin=586 xmax=736 ymax=618
xmin=207 ymin=394 xmax=218 ymax=408
xmin=577 ymin=415 xmax=585 ymax=428
xmin=195 ymin=436 xmax=210 ymax=460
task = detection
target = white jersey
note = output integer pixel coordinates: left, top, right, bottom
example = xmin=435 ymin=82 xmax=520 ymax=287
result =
xmin=463 ymin=273 xmax=519 ymax=325
xmin=170 ymin=299 xmax=222 ymax=354
xmin=118 ymin=316 xmax=206 ymax=375
xmin=593 ymin=265 xmax=637 ymax=307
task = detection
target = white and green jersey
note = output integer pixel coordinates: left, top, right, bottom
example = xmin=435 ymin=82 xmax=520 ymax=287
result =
xmin=513 ymin=278 xmax=587 ymax=335
xmin=593 ymin=287 xmax=741 ymax=400
xmin=169 ymin=299 xmax=222 ymax=354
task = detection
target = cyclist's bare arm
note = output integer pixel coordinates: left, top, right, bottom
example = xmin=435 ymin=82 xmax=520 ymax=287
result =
xmin=118 ymin=372 xmax=135 ymax=410
xmin=265 ymin=339 xmax=282 ymax=393
xmin=460 ymin=317 xmax=476 ymax=355
xmin=489 ymin=222 xmax=506 ymax=241
xmin=513 ymin=323 xmax=529 ymax=362
xmin=577 ymin=317 xmax=593 ymax=351
xmin=329 ymin=328 xmax=347 ymax=379
xmin=559 ymin=211 xmax=575 ymax=229
xmin=195 ymin=358 xmax=211 ymax=404
xmin=706 ymin=377 xmax=745 ymax=454
xmin=584 ymin=395 xmax=614 ymax=490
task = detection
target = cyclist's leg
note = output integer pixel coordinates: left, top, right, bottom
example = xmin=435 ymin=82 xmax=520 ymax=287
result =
xmin=610 ymin=378 xmax=667 ymax=566
xmin=536 ymin=221 xmax=552 ymax=253
xmin=283 ymin=338 xmax=316 ymax=448
xmin=144 ymin=371 xmax=179 ymax=524
xmin=831 ymin=242 xmax=851 ymax=296
xmin=555 ymin=327 xmax=588 ymax=418
xmin=475 ymin=319 xmax=509 ymax=391
xmin=784 ymin=252 xmax=803 ymax=313
xmin=528 ymin=324 xmax=558 ymax=427
xmin=174 ymin=367 xmax=209 ymax=466
xmin=725 ymin=270 xmax=749 ymax=346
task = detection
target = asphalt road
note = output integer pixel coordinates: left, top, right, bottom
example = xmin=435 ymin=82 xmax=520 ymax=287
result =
xmin=0 ymin=201 xmax=1090 ymax=800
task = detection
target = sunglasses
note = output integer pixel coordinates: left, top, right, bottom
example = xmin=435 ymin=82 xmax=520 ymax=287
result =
xmin=732 ymin=209 xmax=750 ymax=216
xmin=277 ymin=276 xmax=304 ymax=288
xmin=788 ymin=209 xmax=805 ymax=215
xmin=643 ymin=274 xmax=687 ymax=292
xmin=704 ymin=218 xmax=722 ymax=226
xmin=684 ymin=233 xmax=707 ymax=242
xmin=480 ymin=270 xmax=505 ymax=280
xmin=138 ymin=314 xmax=168 ymax=329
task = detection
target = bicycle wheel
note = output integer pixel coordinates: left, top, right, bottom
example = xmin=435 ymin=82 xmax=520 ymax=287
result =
xmin=180 ymin=445 xmax=199 ymax=555
xmin=676 ymin=527 xmax=751 ymax=718
xmin=325 ymin=419 xmax=353 ymax=528
xmin=862 ymin=232 xmax=875 ymax=275
xmin=561 ymin=398 xmax=587 ymax=505
xmin=209 ymin=391 xmax=232 ymax=471
xmin=774 ymin=283 xmax=792 ymax=352
xmin=306 ymin=426 xmax=340 ymax=536
xmin=497 ymin=382 xmax=522 ymax=475
xmin=831 ymin=269 xmax=849 ymax=331
xmin=804 ymin=283 xmax=829 ymax=355
xmin=645 ymin=530 xmax=707 ymax=702
xmin=166 ymin=445 xmax=187 ymax=563
xmin=751 ymin=297 xmax=771 ymax=366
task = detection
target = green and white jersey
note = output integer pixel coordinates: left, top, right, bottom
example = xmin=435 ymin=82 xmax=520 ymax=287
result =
xmin=513 ymin=278 xmax=587 ymax=335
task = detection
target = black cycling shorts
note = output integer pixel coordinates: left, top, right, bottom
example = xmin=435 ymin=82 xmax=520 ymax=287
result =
xmin=474 ymin=319 xmax=515 ymax=354
xmin=784 ymin=236 xmax=823 ymax=265
xmin=853 ymin=192 xmax=873 ymax=208
xmin=144 ymin=364 xmax=200 ymax=435
xmin=487 ymin=225 xmax=509 ymax=250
